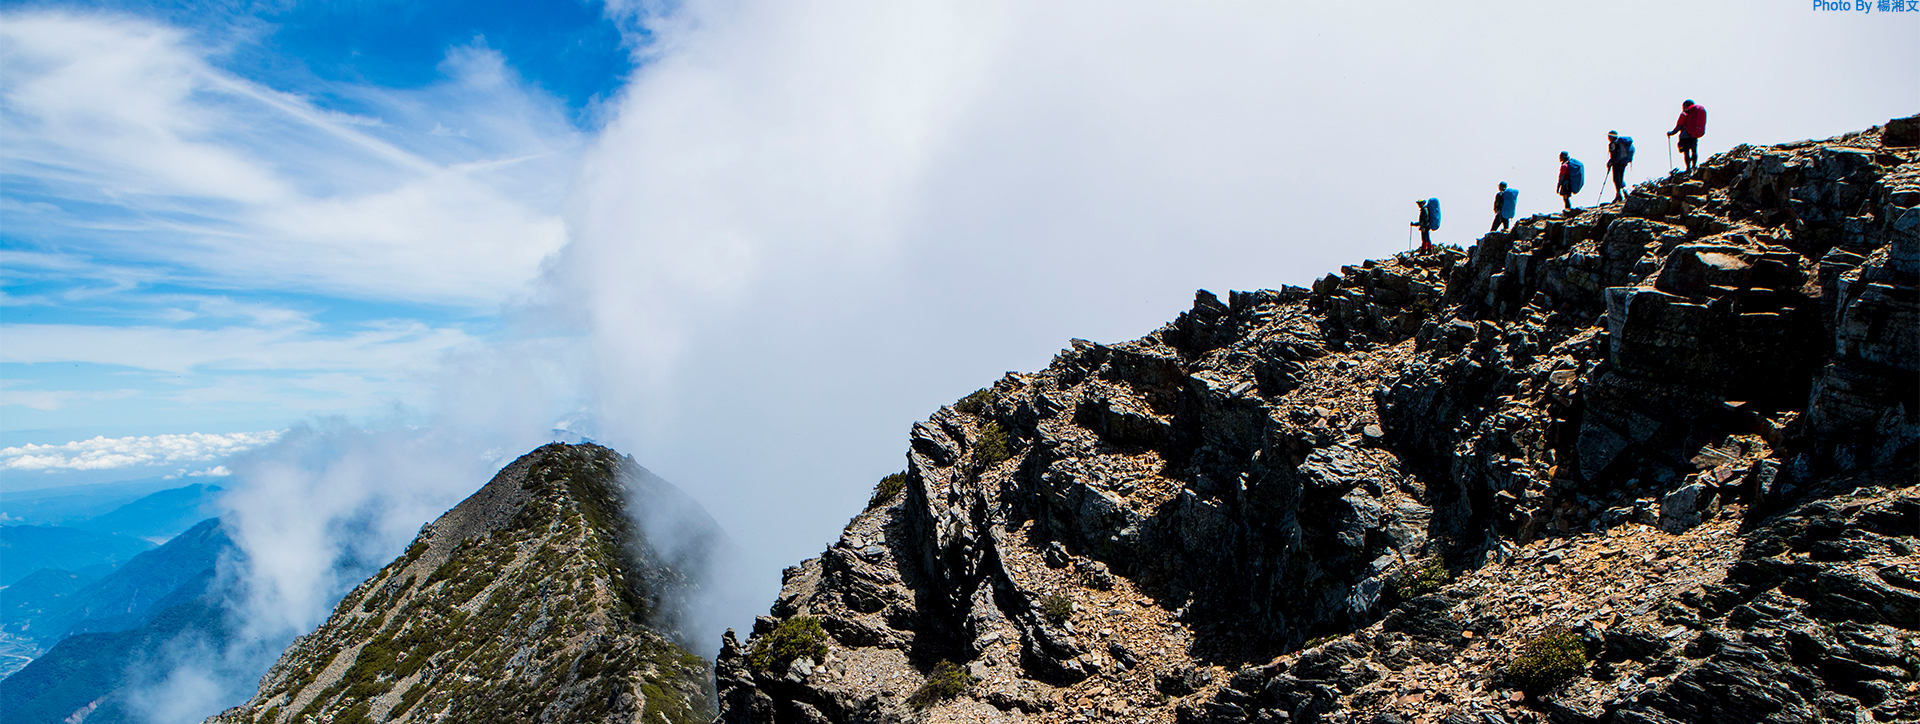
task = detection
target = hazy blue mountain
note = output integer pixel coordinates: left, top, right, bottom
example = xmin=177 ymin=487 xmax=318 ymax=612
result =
xmin=0 ymin=593 xmax=229 ymax=724
xmin=0 ymin=478 xmax=181 ymax=527
xmin=73 ymin=484 xmax=223 ymax=543
xmin=44 ymin=519 xmax=231 ymax=641
xmin=0 ymin=568 xmax=108 ymax=633
xmin=0 ymin=527 xmax=152 ymax=587
xmin=0 ymin=520 xmax=237 ymax=724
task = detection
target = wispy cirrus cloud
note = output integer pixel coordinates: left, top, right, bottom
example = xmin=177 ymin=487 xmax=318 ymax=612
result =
xmin=0 ymin=10 xmax=576 ymax=309
xmin=0 ymin=319 xmax=477 ymax=375
xmin=1 ymin=9 xmax=585 ymax=437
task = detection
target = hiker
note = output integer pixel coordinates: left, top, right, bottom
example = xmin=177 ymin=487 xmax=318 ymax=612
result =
xmin=1557 ymin=152 xmax=1584 ymax=211
xmin=1667 ymin=100 xmax=1707 ymax=172
xmin=1490 ymin=182 xmax=1518 ymax=232
xmin=1411 ymin=198 xmax=1436 ymax=252
xmin=1606 ymin=131 xmax=1634 ymax=202
xmin=1410 ymin=198 xmax=1439 ymax=252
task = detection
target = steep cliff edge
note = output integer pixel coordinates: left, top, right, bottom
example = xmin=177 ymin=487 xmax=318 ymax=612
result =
xmin=205 ymin=443 xmax=714 ymax=724
xmin=715 ymin=121 xmax=1919 ymax=724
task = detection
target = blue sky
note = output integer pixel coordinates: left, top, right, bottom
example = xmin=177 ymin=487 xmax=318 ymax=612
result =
xmin=2 ymin=0 xmax=629 ymax=456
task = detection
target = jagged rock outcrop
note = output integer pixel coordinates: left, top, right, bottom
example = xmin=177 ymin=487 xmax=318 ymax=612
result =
xmin=204 ymin=444 xmax=714 ymax=724
xmin=715 ymin=120 xmax=1918 ymax=723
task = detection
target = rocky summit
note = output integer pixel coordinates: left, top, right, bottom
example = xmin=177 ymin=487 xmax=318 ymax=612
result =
xmin=714 ymin=120 xmax=1919 ymax=724
xmin=204 ymin=444 xmax=713 ymax=724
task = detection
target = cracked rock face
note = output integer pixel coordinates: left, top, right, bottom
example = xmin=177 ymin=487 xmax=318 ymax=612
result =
xmin=203 ymin=444 xmax=714 ymax=724
xmin=718 ymin=121 xmax=1917 ymax=724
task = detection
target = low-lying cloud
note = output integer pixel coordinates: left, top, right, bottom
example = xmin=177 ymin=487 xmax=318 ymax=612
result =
xmin=0 ymin=430 xmax=282 ymax=471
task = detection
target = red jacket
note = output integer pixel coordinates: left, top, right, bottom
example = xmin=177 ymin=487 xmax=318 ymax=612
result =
xmin=1674 ymin=104 xmax=1707 ymax=138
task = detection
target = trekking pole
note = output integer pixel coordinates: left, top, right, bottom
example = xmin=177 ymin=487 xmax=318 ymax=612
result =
xmin=1667 ymin=136 xmax=1674 ymax=173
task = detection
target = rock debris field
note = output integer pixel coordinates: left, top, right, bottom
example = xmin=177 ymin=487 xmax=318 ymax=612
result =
xmin=716 ymin=119 xmax=1920 ymax=724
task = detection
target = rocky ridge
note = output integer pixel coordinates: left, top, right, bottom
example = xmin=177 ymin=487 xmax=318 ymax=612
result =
xmin=205 ymin=443 xmax=713 ymax=724
xmin=714 ymin=119 xmax=1919 ymax=723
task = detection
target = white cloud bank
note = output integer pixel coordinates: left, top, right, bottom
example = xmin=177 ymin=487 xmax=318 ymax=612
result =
xmin=0 ymin=430 xmax=282 ymax=471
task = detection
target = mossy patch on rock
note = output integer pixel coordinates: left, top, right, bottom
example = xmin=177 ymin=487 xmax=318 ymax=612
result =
xmin=1506 ymin=626 xmax=1589 ymax=692
xmin=908 ymin=661 xmax=976 ymax=709
xmin=867 ymin=472 xmax=907 ymax=509
xmin=746 ymin=616 xmax=829 ymax=673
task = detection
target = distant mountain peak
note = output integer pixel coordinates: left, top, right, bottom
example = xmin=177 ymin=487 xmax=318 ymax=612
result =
xmin=205 ymin=443 xmax=713 ymax=724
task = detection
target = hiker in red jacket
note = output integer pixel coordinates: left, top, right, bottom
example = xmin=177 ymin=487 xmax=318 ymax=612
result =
xmin=1557 ymin=152 xmax=1585 ymax=211
xmin=1667 ymin=100 xmax=1707 ymax=172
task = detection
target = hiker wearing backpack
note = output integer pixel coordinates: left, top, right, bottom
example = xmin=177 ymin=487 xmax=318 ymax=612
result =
xmin=1557 ymin=152 xmax=1585 ymax=211
xmin=1606 ymin=131 xmax=1634 ymax=202
xmin=1410 ymin=198 xmax=1439 ymax=252
xmin=1490 ymin=182 xmax=1518 ymax=232
xmin=1667 ymin=100 xmax=1707 ymax=172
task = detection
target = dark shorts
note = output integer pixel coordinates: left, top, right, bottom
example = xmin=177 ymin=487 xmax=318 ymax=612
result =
xmin=1678 ymin=135 xmax=1698 ymax=152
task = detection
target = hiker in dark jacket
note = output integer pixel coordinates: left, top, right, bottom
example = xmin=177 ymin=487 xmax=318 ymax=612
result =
xmin=1490 ymin=182 xmax=1518 ymax=232
xmin=1557 ymin=152 xmax=1584 ymax=211
xmin=1606 ymin=131 xmax=1634 ymax=202
xmin=1667 ymin=100 xmax=1707 ymax=172
xmin=1410 ymin=199 xmax=1435 ymax=252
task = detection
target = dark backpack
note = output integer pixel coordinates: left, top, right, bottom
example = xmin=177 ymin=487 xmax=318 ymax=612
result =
xmin=1427 ymin=198 xmax=1441 ymax=229
xmin=1613 ymin=136 xmax=1634 ymax=165
xmin=1566 ymin=159 xmax=1585 ymax=194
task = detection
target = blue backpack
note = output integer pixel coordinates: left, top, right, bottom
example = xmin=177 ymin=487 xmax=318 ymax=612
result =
xmin=1613 ymin=136 xmax=1634 ymax=165
xmin=1427 ymin=198 xmax=1441 ymax=229
xmin=1566 ymin=159 xmax=1585 ymax=194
